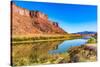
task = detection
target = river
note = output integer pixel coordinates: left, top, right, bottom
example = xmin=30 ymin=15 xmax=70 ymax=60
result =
xmin=49 ymin=39 xmax=88 ymax=54
xmin=12 ymin=38 xmax=88 ymax=65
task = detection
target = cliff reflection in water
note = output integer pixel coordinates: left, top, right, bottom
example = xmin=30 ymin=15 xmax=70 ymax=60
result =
xmin=12 ymin=41 xmax=67 ymax=66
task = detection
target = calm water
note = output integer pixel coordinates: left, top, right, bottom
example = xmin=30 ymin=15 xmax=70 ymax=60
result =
xmin=12 ymin=38 xmax=88 ymax=65
xmin=49 ymin=39 xmax=88 ymax=54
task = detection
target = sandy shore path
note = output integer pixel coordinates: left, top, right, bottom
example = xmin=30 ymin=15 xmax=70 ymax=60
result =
xmin=86 ymin=43 xmax=97 ymax=47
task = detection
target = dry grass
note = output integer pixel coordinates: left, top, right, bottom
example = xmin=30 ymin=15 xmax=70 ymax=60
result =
xmin=12 ymin=34 xmax=82 ymax=44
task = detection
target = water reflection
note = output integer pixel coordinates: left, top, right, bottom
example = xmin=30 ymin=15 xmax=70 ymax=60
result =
xmin=49 ymin=39 xmax=87 ymax=54
xmin=12 ymin=39 xmax=88 ymax=66
xmin=12 ymin=41 xmax=64 ymax=66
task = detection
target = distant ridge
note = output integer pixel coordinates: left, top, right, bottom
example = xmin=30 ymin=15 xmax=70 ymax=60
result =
xmin=72 ymin=31 xmax=96 ymax=34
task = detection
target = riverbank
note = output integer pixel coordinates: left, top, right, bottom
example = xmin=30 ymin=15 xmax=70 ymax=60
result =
xmin=86 ymin=44 xmax=97 ymax=47
xmin=67 ymin=43 xmax=97 ymax=62
xmin=12 ymin=38 xmax=97 ymax=66
xmin=12 ymin=34 xmax=82 ymax=44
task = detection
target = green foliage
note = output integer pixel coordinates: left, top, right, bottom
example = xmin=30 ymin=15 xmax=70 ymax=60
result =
xmin=87 ymin=38 xmax=96 ymax=43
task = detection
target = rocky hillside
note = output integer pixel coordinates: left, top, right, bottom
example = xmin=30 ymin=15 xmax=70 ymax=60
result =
xmin=11 ymin=3 xmax=67 ymax=35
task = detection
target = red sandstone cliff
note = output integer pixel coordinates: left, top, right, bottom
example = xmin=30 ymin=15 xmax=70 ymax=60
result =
xmin=11 ymin=3 xmax=67 ymax=35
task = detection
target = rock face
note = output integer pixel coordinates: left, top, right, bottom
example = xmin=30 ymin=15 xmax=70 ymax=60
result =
xmin=11 ymin=3 xmax=66 ymax=35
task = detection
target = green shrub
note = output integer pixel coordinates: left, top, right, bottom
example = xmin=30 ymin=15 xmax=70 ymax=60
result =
xmin=87 ymin=38 xmax=96 ymax=43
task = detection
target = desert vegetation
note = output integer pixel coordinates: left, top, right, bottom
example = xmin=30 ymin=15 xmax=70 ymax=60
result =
xmin=12 ymin=34 xmax=82 ymax=44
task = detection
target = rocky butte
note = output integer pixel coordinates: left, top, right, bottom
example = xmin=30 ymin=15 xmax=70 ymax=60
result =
xmin=11 ymin=3 xmax=67 ymax=35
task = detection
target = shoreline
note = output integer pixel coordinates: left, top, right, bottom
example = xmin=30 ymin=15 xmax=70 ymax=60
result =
xmin=12 ymin=34 xmax=82 ymax=44
xmin=86 ymin=43 xmax=97 ymax=47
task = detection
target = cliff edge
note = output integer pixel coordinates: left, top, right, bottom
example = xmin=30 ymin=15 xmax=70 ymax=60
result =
xmin=11 ymin=3 xmax=67 ymax=35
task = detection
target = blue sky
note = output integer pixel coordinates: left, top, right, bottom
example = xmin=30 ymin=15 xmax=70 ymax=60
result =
xmin=12 ymin=0 xmax=97 ymax=33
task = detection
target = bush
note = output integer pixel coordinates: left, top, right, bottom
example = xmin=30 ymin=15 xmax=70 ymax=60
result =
xmin=87 ymin=38 xmax=96 ymax=43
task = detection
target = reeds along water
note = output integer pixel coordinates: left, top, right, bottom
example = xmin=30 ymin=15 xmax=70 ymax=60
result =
xmin=12 ymin=34 xmax=82 ymax=42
